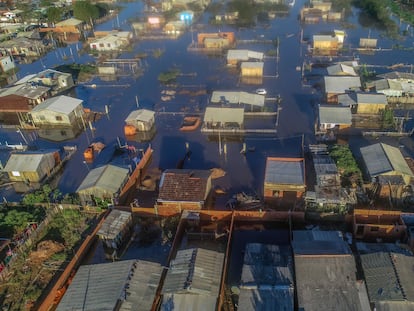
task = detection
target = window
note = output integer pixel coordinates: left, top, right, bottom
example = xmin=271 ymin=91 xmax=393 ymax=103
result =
xmin=11 ymin=171 xmax=20 ymax=177
xmin=60 ymin=130 xmax=67 ymax=136
xmin=55 ymin=116 xmax=63 ymax=121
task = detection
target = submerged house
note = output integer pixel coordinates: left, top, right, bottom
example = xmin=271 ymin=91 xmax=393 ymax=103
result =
xmin=156 ymin=169 xmax=212 ymax=214
xmin=89 ymin=31 xmax=133 ymax=51
xmin=76 ymin=164 xmax=130 ymax=206
xmin=318 ymin=105 xmax=352 ymax=132
xmin=97 ymin=209 xmax=133 ymax=257
xmin=324 ymin=76 xmax=362 ymax=103
xmin=124 ymin=109 xmax=155 ymax=134
xmin=16 ymin=69 xmax=75 ymax=95
xmin=355 ymin=92 xmax=388 ymax=114
xmin=360 ymin=143 xmax=413 ymax=200
xmin=29 ymin=95 xmax=84 ymax=128
xmin=226 ymin=49 xmax=264 ymax=66
xmin=4 ymin=150 xmax=60 ymax=183
xmin=202 ymin=107 xmax=244 ymax=131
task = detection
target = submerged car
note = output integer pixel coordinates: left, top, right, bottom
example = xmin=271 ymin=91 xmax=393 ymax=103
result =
xmin=255 ymin=88 xmax=267 ymax=95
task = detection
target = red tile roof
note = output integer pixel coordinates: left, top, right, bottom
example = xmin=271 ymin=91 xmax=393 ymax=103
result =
xmin=158 ymin=169 xmax=211 ymax=202
xmin=0 ymin=94 xmax=30 ymax=112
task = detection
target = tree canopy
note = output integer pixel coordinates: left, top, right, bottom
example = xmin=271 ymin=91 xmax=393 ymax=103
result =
xmin=73 ymin=1 xmax=99 ymax=23
xmin=46 ymin=7 xmax=62 ymax=24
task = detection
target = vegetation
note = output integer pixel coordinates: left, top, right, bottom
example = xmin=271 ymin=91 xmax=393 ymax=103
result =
xmin=54 ymin=63 xmax=97 ymax=82
xmin=329 ymin=144 xmax=362 ymax=187
xmin=0 ymin=208 xmax=91 ymax=310
xmin=381 ymin=107 xmax=395 ymax=129
xmin=73 ymin=1 xmax=100 ymax=23
xmin=0 ymin=205 xmax=45 ymax=237
xmin=353 ymin=0 xmax=398 ymax=35
xmin=228 ymin=0 xmax=256 ymax=26
xmin=158 ymin=69 xmax=180 ymax=84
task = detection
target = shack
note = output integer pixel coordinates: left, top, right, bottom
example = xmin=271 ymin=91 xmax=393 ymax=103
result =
xmin=240 ymin=62 xmax=264 ymax=77
xmin=97 ymin=209 xmax=133 ymax=258
xmin=76 ymin=164 xmax=130 ymax=206
xmin=4 ymin=150 xmax=59 ymax=183
xmin=124 ymin=109 xmax=155 ymax=133
xmin=318 ymin=105 xmax=352 ymax=132
xmin=226 ymin=49 xmax=264 ymax=66
xmin=355 ymin=92 xmax=388 ymax=114
xmin=202 ymin=107 xmax=244 ymax=131
xmin=324 ymin=76 xmax=362 ymax=103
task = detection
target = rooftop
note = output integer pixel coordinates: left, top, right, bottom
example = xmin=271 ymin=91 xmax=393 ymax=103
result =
xmin=97 ymin=209 xmax=132 ymax=240
xmin=203 ymin=107 xmax=244 ymax=124
xmin=324 ymin=76 xmax=362 ymax=94
xmin=158 ymin=169 xmax=211 ymax=202
xmin=264 ymin=157 xmax=305 ymax=186
xmin=318 ymin=105 xmax=352 ymax=125
xmin=31 ymin=95 xmax=83 ymax=114
xmin=210 ymin=91 xmax=265 ymax=107
xmin=125 ymin=109 xmax=155 ymax=123
xmin=292 ymin=230 xmax=352 ymax=255
xmin=57 ymin=260 xmax=163 ymax=311
xmin=227 ymin=49 xmax=264 ymax=61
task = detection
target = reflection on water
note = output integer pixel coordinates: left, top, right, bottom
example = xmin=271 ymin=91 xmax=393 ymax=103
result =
xmin=1 ymin=0 xmax=414 ymax=201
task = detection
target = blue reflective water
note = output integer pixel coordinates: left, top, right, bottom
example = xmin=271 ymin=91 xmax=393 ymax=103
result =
xmin=2 ymin=0 xmax=414 ymax=202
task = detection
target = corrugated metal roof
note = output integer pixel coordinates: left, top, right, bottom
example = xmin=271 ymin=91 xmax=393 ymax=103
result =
xmin=360 ymin=143 xmax=413 ymax=178
xmin=0 ymin=83 xmax=50 ymax=99
xmin=204 ymin=107 xmax=244 ymax=124
xmin=210 ymin=91 xmax=265 ymax=107
xmin=227 ymin=49 xmax=264 ymax=61
xmin=97 ymin=209 xmax=131 ymax=240
xmin=4 ymin=152 xmax=55 ymax=172
xmin=161 ymin=293 xmax=217 ymax=311
xmin=238 ymin=243 xmax=294 ymax=311
xmin=57 ymin=260 xmax=162 ymax=311
xmin=377 ymin=71 xmax=414 ymax=81
xmin=76 ymin=164 xmax=129 ymax=194
xmin=292 ymin=230 xmax=352 ymax=255
xmin=324 ymin=76 xmax=361 ymax=94
xmin=31 ymin=95 xmax=83 ymax=114
xmin=264 ymin=157 xmax=305 ymax=185
xmin=337 ymin=92 xmax=357 ymax=107
xmin=318 ymin=105 xmax=352 ymax=124
xmin=360 ymin=252 xmax=403 ymax=302
xmin=162 ymin=248 xmax=224 ymax=296
xmin=376 ymin=301 xmax=414 ymax=311
xmin=356 ymin=92 xmax=388 ymax=105
xmin=125 ymin=109 xmax=155 ymax=122
xmin=327 ymin=64 xmax=357 ymax=76
xmin=295 ymin=255 xmax=364 ymax=311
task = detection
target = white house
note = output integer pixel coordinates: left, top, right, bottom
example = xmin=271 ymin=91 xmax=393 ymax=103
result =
xmin=30 ymin=95 xmax=84 ymax=127
xmin=89 ymin=31 xmax=133 ymax=51
xmin=0 ymin=55 xmax=16 ymax=73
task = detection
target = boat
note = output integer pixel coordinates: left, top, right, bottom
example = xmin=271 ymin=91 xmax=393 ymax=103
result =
xmin=179 ymin=116 xmax=201 ymax=131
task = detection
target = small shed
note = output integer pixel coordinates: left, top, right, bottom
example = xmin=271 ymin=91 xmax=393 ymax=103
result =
xmin=4 ymin=150 xmax=59 ymax=183
xmin=264 ymin=157 xmax=306 ymax=201
xmin=210 ymin=91 xmax=265 ymax=108
xmin=360 ymin=143 xmax=413 ymax=185
xmin=97 ymin=209 xmax=133 ymax=254
xmin=355 ymin=92 xmax=388 ymax=114
xmin=203 ymin=107 xmax=244 ymax=129
xmin=76 ymin=164 xmax=130 ymax=206
xmin=124 ymin=109 xmax=155 ymax=132
xmin=326 ymin=63 xmax=357 ymax=76
xmin=156 ymin=169 xmax=212 ymax=213
xmin=240 ymin=62 xmax=264 ymax=77
xmin=318 ymin=105 xmax=352 ymax=131
xmin=313 ymin=35 xmax=338 ymax=51
xmin=359 ymin=38 xmax=377 ymax=49
xmin=226 ymin=49 xmax=264 ymax=66
xmin=368 ymin=79 xmax=403 ymax=97
xmin=30 ymin=95 xmax=84 ymax=127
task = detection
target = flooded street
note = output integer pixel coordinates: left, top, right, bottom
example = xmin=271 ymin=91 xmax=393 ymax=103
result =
xmin=1 ymin=0 xmax=414 ymax=202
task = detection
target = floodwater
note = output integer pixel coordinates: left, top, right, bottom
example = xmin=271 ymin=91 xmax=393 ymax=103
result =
xmin=1 ymin=0 xmax=414 ymax=202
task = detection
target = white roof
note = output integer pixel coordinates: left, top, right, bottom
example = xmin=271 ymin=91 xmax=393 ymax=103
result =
xmin=324 ymin=76 xmax=361 ymax=94
xmin=4 ymin=153 xmax=53 ymax=172
xmin=31 ymin=95 xmax=83 ymax=114
xmin=210 ymin=91 xmax=265 ymax=107
xmin=319 ymin=105 xmax=352 ymax=125
xmin=313 ymin=35 xmax=338 ymax=42
xmin=125 ymin=109 xmax=155 ymax=122
xmin=227 ymin=49 xmax=264 ymax=61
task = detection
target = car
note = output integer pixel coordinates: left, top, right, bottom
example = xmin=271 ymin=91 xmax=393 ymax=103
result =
xmin=255 ymin=88 xmax=267 ymax=95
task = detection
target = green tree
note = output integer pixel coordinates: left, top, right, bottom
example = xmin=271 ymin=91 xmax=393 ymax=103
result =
xmin=73 ymin=1 xmax=99 ymax=23
xmin=46 ymin=7 xmax=63 ymax=24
